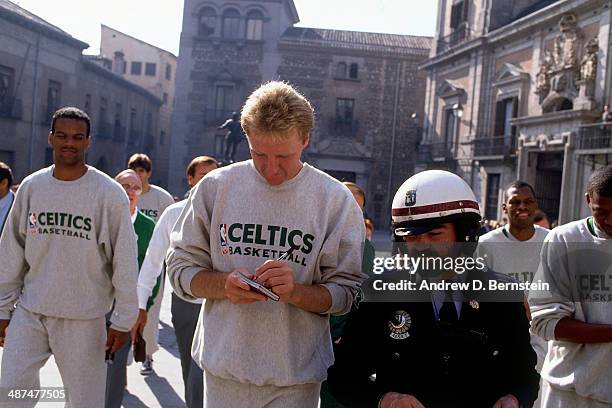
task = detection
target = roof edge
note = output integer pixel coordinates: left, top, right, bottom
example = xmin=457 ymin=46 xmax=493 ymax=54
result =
xmin=81 ymin=58 xmax=162 ymax=104
xmin=100 ymin=24 xmax=177 ymax=59
xmin=0 ymin=2 xmax=88 ymax=50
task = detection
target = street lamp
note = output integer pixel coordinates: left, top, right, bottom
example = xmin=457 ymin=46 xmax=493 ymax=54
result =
xmin=452 ymin=103 xmax=463 ymax=118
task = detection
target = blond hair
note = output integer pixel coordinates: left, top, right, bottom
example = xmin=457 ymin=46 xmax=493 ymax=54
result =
xmin=241 ymin=81 xmax=314 ymax=142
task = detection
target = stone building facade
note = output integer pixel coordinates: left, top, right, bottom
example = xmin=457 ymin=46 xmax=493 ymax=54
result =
xmin=420 ymin=0 xmax=611 ymax=224
xmin=170 ymin=0 xmax=431 ymax=227
xmin=0 ymin=0 xmax=162 ymax=183
xmin=99 ymin=25 xmax=177 ymax=186
xmin=278 ymin=29 xmax=430 ymax=225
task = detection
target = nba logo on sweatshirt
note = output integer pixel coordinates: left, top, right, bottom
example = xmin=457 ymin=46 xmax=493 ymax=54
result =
xmin=220 ymin=224 xmax=229 ymax=255
xmin=28 ymin=212 xmax=37 ymax=234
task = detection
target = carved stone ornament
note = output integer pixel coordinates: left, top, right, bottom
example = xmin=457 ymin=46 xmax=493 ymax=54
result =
xmin=554 ymin=14 xmax=579 ymax=69
xmin=580 ymin=38 xmax=599 ymax=83
xmin=535 ymin=51 xmax=552 ymax=98
xmin=535 ymin=14 xmax=583 ymax=108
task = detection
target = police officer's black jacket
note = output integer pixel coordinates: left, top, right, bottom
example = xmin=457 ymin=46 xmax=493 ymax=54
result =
xmin=327 ymin=268 xmax=540 ymax=408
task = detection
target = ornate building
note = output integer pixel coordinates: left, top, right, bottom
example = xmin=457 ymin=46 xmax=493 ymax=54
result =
xmin=0 ymin=0 xmax=162 ymax=182
xmin=169 ymin=0 xmax=431 ymax=227
xmin=99 ymin=25 xmax=177 ymax=187
xmin=420 ymin=0 xmax=611 ymax=224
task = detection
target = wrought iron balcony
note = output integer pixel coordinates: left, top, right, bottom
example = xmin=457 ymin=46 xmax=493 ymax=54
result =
xmin=577 ymin=123 xmax=612 ymax=150
xmin=472 ymin=135 xmax=518 ymax=159
xmin=327 ymin=117 xmax=359 ymax=138
xmin=417 ymin=141 xmax=455 ymax=163
xmin=0 ymin=97 xmax=22 ymax=120
xmin=436 ymin=23 xmax=472 ymax=53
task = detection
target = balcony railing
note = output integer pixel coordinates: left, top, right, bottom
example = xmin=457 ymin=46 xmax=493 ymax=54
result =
xmin=0 ymin=97 xmax=23 ymax=120
xmin=204 ymin=109 xmax=236 ymax=126
xmin=577 ymin=123 xmax=612 ymax=150
xmin=328 ymin=117 xmax=359 ymax=138
xmin=417 ymin=141 xmax=454 ymax=163
xmin=472 ymin=135 xmax=518 ymax=158
xmin=436 ymin=23 xmax=472 ymax=53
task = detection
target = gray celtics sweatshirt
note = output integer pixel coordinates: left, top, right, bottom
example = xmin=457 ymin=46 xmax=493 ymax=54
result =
xmin=0 ymin=166 xmax=139 ymax=331
xmin=529 ymin=218 xmax=612 ymax=404
xmin=167 ymin=160 xmax=365 ymax=386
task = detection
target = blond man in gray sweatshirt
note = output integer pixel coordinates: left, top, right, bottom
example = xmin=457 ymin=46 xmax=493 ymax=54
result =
xmin=529 ymin=166 xmax=612 ymax=407
xmin=167 ymin=82 xmax=365 ymax=408
xmin=0 ymin=108 xmax=138 ymax=407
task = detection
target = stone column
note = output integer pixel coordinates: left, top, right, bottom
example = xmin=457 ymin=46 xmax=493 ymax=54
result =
xmin=558 ymin=132 xmax=576 ymax=224
xmin=517 ymin=136 xmax=529 ymax=181
xmin=596 ymin=9 xmax=611 ymax=104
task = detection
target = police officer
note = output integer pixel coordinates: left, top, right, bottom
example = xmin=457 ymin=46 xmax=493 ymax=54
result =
xmin=327 ymin=170 xmax=539 ymax=408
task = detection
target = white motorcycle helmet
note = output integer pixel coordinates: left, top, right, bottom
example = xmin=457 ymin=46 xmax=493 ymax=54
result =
xmin=391 ymin=170 xmax=482 ymax=250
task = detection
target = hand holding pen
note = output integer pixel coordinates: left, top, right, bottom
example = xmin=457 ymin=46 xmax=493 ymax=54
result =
xmin=225 ymin=247 xmax=296 ymax=304
xmin=254 ymin=247 xmax=297 ymax=303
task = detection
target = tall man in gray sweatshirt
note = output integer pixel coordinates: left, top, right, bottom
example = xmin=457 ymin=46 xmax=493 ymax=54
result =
xmin=0 ymin=107 xmax=139 ymax=407
xmin=167 ymin=81 xmax=365 ymax=408
xmin=529 ymin=165 xmax=612 ymax=407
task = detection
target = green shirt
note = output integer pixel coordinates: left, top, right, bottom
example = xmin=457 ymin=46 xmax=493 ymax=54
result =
xmin=133 ymin=211 xmax=160 ymax=310
xmin=134 ymin=211 xmax=155 ymax=268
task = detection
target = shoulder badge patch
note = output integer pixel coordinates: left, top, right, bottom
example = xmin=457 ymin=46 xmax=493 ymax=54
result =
xmin=388 ymin=310 xmax=412 ymax=340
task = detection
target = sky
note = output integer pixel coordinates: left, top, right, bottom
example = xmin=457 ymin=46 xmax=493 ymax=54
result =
xmin=12 ymin=0 xmax=438 ymax=56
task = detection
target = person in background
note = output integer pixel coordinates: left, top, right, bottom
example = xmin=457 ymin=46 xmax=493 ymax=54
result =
xmin=218 ymin=112 xmax=245 ymax=163
xmin=320 ymin=181 xmax=374 ymax=408
xmin=105 ymin=169 xmax=155 ymax=408
xmin=364 ymin=218 xmax=374 ymax=241
xmin=0 ymin=161 xmax=14 ymax=234
xmin=127 ymin=153 xmax=174 ymax=375
xmin=534 ymin=209 xmax=551 ymax=230
xmin=477 ymin=181 xmax=550 ymax=375
xmin=134 ymin=155 xmax=218 ymax=408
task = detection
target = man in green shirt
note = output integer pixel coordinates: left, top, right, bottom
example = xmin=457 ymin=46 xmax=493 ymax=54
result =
xmin=105 ymin=169 xmax=155 ymax=408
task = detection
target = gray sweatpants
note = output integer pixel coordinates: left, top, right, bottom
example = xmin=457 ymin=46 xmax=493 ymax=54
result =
xmin=204 ymin=371 xmax=321 ymax=408
xmin=0 ymin=305 xmax=107 ymax=408
xmin=541 ymin=380 xmax=612 ymax=408
xmin=170 ymin=293 xmax=203 ymax=408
